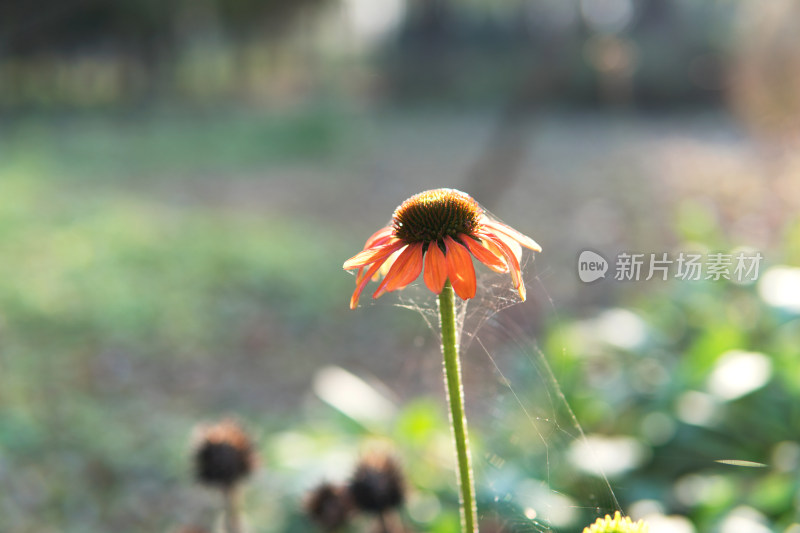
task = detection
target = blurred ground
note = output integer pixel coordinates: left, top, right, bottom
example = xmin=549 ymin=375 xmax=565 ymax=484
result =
xmin=2 ymin=102 xmax=800 ymax=532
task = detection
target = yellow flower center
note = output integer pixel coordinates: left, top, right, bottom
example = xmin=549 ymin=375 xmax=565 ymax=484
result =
xmin=583 ymin=512 xmax=649 ymax=533
xmin=392 ymin=189 xmax=483 ymax=245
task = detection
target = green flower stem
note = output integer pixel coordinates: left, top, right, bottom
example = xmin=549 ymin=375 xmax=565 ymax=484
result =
xmin=438 ymin=280 xmax=478 ymax=533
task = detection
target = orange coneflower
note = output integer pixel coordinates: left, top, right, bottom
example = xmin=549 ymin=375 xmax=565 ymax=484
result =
xmin=343 ymin=188 xmax=541 ymax=309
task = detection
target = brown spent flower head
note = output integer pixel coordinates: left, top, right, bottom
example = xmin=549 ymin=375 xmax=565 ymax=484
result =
xmin=193 ymin=418 xmax=256 ymax=489
xmin=305 ymin=482 xmax=354 ymax=531
xmin=348 ymin=453 xmax=405 ymax=514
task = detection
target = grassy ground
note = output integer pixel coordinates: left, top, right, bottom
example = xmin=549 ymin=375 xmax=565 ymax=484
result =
xmin=1 ymin=105 xmax=799 ymax=532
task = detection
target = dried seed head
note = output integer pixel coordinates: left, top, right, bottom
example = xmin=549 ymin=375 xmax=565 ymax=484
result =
xmin=348 ymin=453 xmax=405 ymax=514
xmin=392 ymin=188 xmax=483 ymax=245
xmin=193 ymin=418 xmax=256 ymax=489
xmin=305 ymin=482 xmax=354 ymax=531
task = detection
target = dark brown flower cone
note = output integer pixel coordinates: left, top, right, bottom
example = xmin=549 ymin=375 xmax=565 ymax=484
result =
xmin=193 ymin=418 xmax=256 ymax=489
xmin=305 ymin=482 xmax=355 ymax=531
xmin=348 ymin=453 xmax=406 ymax=515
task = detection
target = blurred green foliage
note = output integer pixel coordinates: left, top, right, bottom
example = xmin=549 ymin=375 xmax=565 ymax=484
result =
xmin=3 ymin=109 xmax=341 ymax=181
xmin=543 ymin=282 xmax=800 ymax=531
xmin=0 ymin=109 xmax=354 ymax=532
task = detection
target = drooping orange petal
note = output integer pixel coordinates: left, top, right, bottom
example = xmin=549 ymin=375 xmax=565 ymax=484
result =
xmin=483 ymin=218 xmax=542 ymax=252
xmin=494 ymin=230 xmax=522 ymax=263
xmin=343 ymin=240 xmax=403 ymax=270
xmin=364 ymin=226 xmax=395 ymax=248
xmin=462 ymin=235 xmax=508 ymax=273
xmin=350 ymin=254 xmax=394 ymax=309
xmin=444 ymin=236 xmax=477 ymax=300
xmin=481 ymin=229 xmax=522 ymax=265
xmin=482 ymin=233 xmax=526 ymax=301
xmin=373 ymin=243 xmax=423 ymax=298
xmin=387 ymin=242 xmax=424 ymax=291
xmin=424 ymin=242 xmax=447 ymax=294
xmin=377 ymin=247 xmax=404 ymax=280
xmin=482 ymin=238 xmax=510 ymax=269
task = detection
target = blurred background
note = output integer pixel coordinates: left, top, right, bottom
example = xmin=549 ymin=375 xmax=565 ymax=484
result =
xmin=1 ymin=0 xmax=800 ymax=532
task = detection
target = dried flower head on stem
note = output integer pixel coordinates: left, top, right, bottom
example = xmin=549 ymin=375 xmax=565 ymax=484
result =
xmin=192 ymin=418 xmax=256 ymax=533
xmin=193 ymin=418 xmax=256 ymax=489
xmin=305 ymin=482 xmax=354 ymax=532
xmin=348 ymin=453 xmax=406 ymax=515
